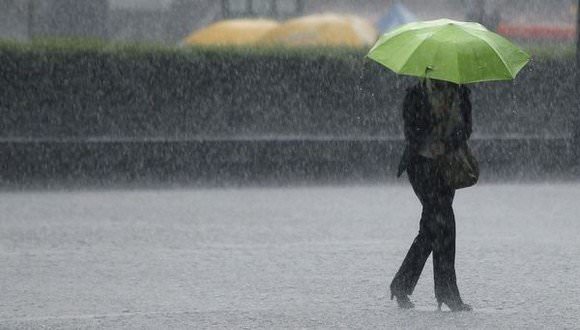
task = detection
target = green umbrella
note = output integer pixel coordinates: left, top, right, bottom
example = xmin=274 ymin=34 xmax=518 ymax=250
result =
xmin=367 ymin=19 xmax=531 ymax=84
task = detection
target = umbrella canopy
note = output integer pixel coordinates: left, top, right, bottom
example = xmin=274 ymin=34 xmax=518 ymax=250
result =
xmin=367 ymin=19 xmax=531 ymax=84
xmin=259 ymin=14 xmax=378 ymax=48
xmin=182 ymin=19 xmax=280 ymax=46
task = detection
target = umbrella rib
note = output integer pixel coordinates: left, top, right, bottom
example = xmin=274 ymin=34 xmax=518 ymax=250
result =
xmin=396 ymin=29 xmax=440 ymax=73
xmin=459 ymin=27 xmax=515 ymax=77
xmin=399 ymin=26 xmax=464 ymax=82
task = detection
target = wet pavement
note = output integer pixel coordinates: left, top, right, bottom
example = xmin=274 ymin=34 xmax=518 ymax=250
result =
xmin=1 ymin=183 xmax=579 ymax=329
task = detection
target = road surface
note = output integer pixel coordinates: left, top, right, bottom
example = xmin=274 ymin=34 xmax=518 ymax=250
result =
xmin=1 ymin=183 xmax=579 ymax=328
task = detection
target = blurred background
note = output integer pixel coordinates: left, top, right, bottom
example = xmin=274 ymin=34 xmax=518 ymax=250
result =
xmin=0 ymin=0 xmax=579 ymax=187
xmin=0 ymin=0 xmax=577 ymax=45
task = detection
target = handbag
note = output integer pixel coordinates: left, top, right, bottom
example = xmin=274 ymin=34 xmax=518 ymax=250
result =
xmin=437 ymin=143 xmax=479 ymax=189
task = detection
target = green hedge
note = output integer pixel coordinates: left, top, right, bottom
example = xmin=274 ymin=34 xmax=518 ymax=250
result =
xmin=0 ymin=41 xmax=576 ymax=139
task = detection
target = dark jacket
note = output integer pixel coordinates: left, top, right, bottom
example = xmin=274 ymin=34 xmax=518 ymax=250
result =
xmin=397 ymin=83 xmax=473 ymax=177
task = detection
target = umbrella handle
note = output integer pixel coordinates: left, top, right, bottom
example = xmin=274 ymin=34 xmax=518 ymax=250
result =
xmin=424 ymin=66 xmax=434 ymax=90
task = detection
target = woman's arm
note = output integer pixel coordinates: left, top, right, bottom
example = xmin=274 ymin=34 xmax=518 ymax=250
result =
xmin=460 ymin=86 xmax=473 ymax=140
xmin=446 ymin=86 xmax=473 ymax=149
xmin=403 ymin=86 xmax=431 ymax=151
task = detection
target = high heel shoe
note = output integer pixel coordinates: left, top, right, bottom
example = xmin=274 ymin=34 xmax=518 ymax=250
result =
xmin=437 ymin=300 xmax=472 ymax=312
xmin=391 ymin=292 xmax=415 ymax=309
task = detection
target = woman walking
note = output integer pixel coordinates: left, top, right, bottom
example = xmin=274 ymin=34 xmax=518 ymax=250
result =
xmin=365 ymin=18 xmax=530 ymax=313
xmin=389 ymin=78 xmax=473 ymax=312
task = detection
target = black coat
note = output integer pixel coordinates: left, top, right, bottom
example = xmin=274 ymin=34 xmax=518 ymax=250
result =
xmin=397 ymin=83 xmax=473 ymax=177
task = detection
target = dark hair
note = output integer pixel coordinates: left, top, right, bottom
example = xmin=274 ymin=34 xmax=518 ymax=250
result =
xmin=430 ymin=79 xmax=458 ymax=90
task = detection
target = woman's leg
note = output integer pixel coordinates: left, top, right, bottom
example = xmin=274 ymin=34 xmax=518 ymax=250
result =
xmin=389 ymin=212 xmax=433 ymax=296
xmin=390 ymin=157 xmax=437 ymax=296
xmin=391 ymin=156 xmax=469 ymax=310
xmin=429 ymin=188 xmax=464 ymax=305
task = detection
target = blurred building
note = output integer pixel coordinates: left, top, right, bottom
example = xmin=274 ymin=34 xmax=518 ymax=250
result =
xmin=220 ymin=0 xmax=305 ymax=19
xmin=0 ymin=0 xmax=29 ymax=40
xmin=109 ymin=0 xmax=172 ymax=42
xmin=0 ymin=0 xmax=577 ymax=44
xmin=35 ymin=0 xmax=109 ymax=39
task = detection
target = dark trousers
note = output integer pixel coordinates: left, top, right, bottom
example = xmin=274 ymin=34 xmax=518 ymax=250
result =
xmin=390 ymin=155 xmax=463 ymax=304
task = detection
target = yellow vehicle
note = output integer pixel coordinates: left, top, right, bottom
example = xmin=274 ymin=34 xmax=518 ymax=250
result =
xmin=182 ymin=19 xmax=279 ymax=46
xmin=260 ymin=14 xmax=378 ymax=48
